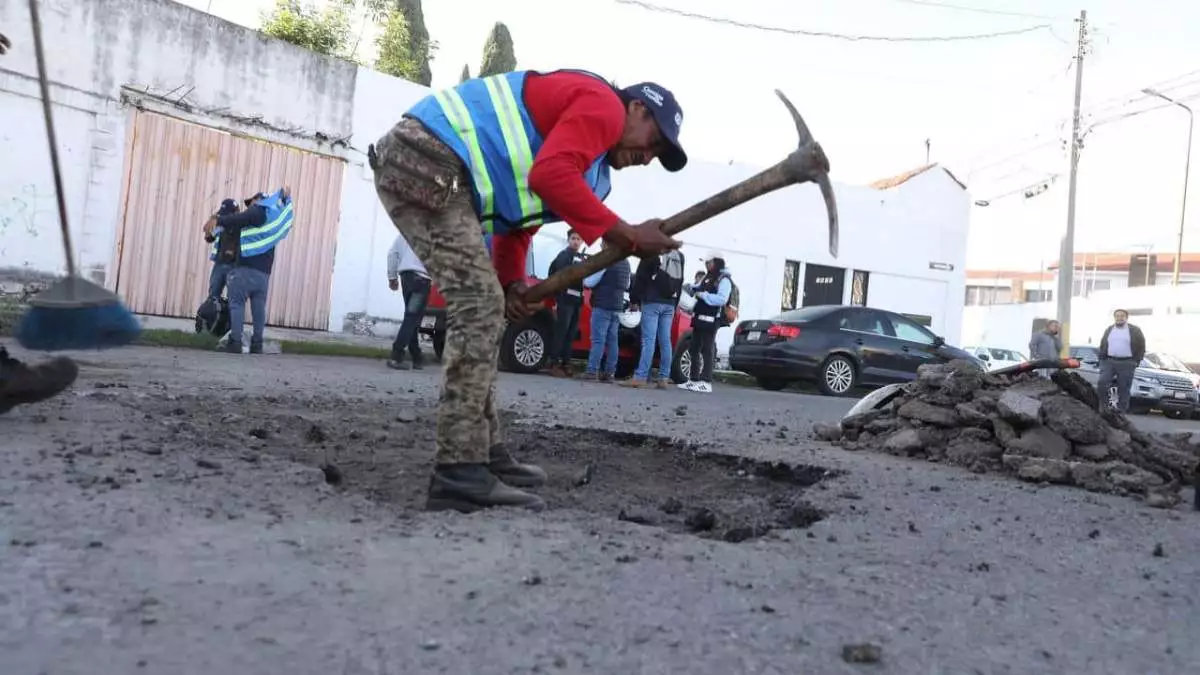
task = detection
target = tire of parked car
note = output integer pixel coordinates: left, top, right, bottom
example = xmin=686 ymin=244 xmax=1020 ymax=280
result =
xmin=757 ymin=377 xmax=788 ymax=392
xmin=499 ymin=320 xmax=551 ymax=374
xmin=670 ymin=333 xmax=704 ymax=384
xmin=817 ymin=354 xmax=858 ymax=397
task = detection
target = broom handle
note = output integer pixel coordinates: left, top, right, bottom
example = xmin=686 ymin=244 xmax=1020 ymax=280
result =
xmin=28 ymin=0 xmax=76 ymax=278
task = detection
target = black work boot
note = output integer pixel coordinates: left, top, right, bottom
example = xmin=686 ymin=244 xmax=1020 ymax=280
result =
xmin=426 ymin=463 xmax=546 ymax=513
xmin=224 ymin=340 xmax=243 ymax=354
xmin=0 ymin=350 xmax=79 ymax=415
xmin=488 ymin=443 xmax=548 ymax=489
xmin=249 ymin=340 xmax=263 ymax=355
xmin=387 ymin=354 xmax=410 ymax=370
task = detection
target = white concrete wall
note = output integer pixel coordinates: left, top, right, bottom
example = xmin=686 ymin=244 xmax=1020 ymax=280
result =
xmin=0 ymin=0 xmax=355 ymax=289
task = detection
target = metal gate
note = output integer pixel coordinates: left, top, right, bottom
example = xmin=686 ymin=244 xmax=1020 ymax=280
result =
xmin=114 ymin=111 xmax=344 ymax=329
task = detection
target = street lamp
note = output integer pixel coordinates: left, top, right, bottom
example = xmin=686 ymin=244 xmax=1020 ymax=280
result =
xmin=1142 ymin=88 xmax=1194 ymax=286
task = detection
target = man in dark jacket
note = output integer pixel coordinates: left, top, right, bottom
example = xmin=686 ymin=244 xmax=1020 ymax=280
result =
xmin=202 ymin=188 xmax=294 ymax=354
xmin=1096 ymin=309 xmax=1146 ymax=412
xmin=545 ymin=230 xmax=587 ymax=377
xmin=622 ymin=249 xmax=684 ymax=388
xmin=203 ymin=198 xmax=241 ymax=300
xmin=582 ymin=240 xmax=631 ymax=382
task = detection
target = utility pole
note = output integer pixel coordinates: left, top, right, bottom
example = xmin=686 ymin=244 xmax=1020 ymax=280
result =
xmin=1142 ymin=88 xmax=1193 ymax=286
xmin=925 ymin=138 xmax=931 ymax=165
xmin=1056 ymin=10 xmax=1087 ymax=355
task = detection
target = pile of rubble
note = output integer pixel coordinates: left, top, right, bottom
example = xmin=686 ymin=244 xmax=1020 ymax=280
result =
xmin=812 ymin=361 xmax=1200 ymax=506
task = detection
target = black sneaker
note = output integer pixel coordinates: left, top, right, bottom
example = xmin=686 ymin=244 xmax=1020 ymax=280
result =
xmin=425 ymin=463 xmax=546 ymax=513
xmin=223 ymin=340 xmax=243 ymax=354
xmin=488 ymin=443 xmax=548 ymax=488
xmin=249 ymin=341 xmax=263 ymax=355
xmin=0 ymin=350 xmax=79 ymax=415
xmin=387 ymin=357 xmax=410 ymax=370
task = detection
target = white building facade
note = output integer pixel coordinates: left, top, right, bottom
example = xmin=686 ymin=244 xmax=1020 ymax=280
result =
xmin=0 ymin=0 xmax=970 ymax=355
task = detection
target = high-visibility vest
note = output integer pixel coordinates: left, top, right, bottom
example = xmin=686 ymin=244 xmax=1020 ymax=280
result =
xmin=406 ymin=69 xmax=614 ymax=235
xmin=209 ymin=190 xmax=294 ymax=260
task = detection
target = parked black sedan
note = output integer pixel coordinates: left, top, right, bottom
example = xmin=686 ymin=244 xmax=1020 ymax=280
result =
xmin=728 ymin=305 xmax=981 ymax=395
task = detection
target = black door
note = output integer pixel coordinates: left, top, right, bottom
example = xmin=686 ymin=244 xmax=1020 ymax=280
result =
xmin=883 ymin=312 xmax=943 ymax=375
xmin=802 ymin=264 xmax=846 ymax=307
xmin=834 ymin=308 xmax=905 ymax=384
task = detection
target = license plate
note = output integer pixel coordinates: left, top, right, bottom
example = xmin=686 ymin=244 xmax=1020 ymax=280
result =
xmin=1173 ymin=392 xmax=1188 ymax=400
xmin=747 ymin=331 xmax=762 ymax=342
xmin=421 ymin=316 xmax=436 ymax=329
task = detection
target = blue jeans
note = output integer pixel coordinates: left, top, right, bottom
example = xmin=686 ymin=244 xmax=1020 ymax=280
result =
xmin=227 ymin=267 xmax=270 ymax=346
xmin=208 ymin=261 xmax=233 ymax=300
xmin=634 ymin=302 xmax=674 ymax=381
xmin=392 ymin=271 xmax=431 ymax=362
xmin=586 ymin=307 xmax=620 ymax=375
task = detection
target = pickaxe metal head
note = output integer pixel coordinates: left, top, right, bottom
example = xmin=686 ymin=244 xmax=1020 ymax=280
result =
xmin=774 ymin=90 xmax=839 ymax=258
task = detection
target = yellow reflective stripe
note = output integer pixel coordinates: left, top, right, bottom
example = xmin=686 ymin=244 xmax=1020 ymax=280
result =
xmin=240 ymin=202 xmax=294 ymax=238
xmin=485 ymin=75 xmax=543 ymax=222
xmin=434 ymin=88 xmax=494 ymax=217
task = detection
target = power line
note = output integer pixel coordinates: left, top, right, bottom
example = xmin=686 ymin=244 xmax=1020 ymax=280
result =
xmin=891 ymin=0 xmax=1071 ymax=22
xmin=613 ymin=0 xmax=1052 ymax=42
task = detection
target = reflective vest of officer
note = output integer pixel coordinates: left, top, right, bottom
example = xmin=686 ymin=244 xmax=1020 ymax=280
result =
xmin=209 ymin=190 xmax=294 ymax=260
xmin=406 ymin=70 xmax=614 ymax=235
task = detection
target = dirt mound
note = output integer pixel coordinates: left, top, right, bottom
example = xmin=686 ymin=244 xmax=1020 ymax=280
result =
xmin=812 ymin=361 xmax=1199 ymax=507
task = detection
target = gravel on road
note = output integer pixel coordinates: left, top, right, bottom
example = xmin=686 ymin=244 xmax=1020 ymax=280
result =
xmin=1 ymin=346 xmax=1197 ymax=675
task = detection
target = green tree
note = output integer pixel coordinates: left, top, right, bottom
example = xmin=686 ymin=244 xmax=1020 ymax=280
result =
xmin=260 ymin=0 xmax=354 ymax=59
xmin=393 ymin=0 xmax=434 ymax=86
xmin=459 ymin=64 xmax=471 ymax=83
xmin=374 ymin=10 xmax=422 ymax=81
xmin=478 ymin=22 xmax=516 ymax=77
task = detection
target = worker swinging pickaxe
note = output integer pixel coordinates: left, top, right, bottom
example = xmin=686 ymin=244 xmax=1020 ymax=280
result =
xmin=525 ymin=90 xmax=839 ymax=302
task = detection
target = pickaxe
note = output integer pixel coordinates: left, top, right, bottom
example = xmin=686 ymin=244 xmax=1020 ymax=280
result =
xmin=526 ymin=90 xmax=838 ymax=303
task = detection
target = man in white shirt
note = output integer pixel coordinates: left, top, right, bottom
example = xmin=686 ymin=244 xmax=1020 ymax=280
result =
xmin=1097 ymin=308 xmax=1146 ymax=412
xmin=386 ymin=233 xmax=433 ymax=370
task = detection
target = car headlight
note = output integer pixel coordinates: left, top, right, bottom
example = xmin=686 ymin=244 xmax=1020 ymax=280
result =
xmin=1134 ymin=375 xmax=1157 ymax=385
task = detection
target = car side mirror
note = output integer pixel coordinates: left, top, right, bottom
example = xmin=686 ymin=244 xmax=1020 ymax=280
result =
xmin=933 ymin=336 xmax=945 ymax=347
xmin=977 ymin=353 xmax=990 ymax=361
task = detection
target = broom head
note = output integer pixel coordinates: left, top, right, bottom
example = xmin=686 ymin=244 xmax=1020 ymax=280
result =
xmin=14 ymin=276 xmax=141 ymax=351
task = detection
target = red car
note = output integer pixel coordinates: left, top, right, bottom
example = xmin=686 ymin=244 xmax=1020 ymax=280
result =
xmin=421 ymin=235 xmax=698 ymax=381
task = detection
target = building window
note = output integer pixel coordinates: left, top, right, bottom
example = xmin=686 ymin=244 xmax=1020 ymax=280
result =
xmin=850 ymin=270 xmax=870 ymax=306
xmin=1024 ymin=289 xmax=1052 ymax=302
xmin=965 ymin=285 xmax=1012 ymax=306
xmin=781 ymin=260 xmax=800 ymax=311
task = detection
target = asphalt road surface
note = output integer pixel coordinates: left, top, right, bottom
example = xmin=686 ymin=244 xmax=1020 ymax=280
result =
xmin=2 ymin=346 xmax=1197 ymax=675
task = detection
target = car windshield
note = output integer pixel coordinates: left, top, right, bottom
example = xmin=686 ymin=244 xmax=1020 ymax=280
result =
xmin=1144 ymin=352 xmax=1194 ymax=373
xmin=771 ymin=306 xmax=836 ymax=323
xmin=987 ymin=348 xmax=1025 ymax=361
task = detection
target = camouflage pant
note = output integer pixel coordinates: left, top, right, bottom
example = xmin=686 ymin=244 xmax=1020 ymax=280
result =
xmin=371 ymin=118 xmax=504 ymax=465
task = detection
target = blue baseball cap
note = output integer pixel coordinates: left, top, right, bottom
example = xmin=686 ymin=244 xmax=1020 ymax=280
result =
xmin=622 ymin=82 xmax=687 ymax=172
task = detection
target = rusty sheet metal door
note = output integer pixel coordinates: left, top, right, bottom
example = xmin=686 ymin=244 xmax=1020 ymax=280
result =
xmin=114 ymin=111 xmax=344 ymax=330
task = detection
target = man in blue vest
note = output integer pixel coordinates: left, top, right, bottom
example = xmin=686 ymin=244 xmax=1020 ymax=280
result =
xmin=369 ymin=69 xmax=685 ymax=513
xmin=203 ymin=188 xmax=294 ymax=354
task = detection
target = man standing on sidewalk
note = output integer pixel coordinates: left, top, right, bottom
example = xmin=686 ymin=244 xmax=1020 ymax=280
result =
xmin=1028 ymin=320 xmax=1062 ymax=378
xmin=582 ymin=240 xmax=631 ymax=383
xmin=1096 ymin=309 xmax=1146 ymax=412
xmin=203 ymin=188 xmax=294 ymax=354
xmin=545 ymin=230 xmax=588 ymax=377
xmin=386 ymin=232 xmax=432 ymax=370
xmin=623 ymin=248 xmax=684 ymax=388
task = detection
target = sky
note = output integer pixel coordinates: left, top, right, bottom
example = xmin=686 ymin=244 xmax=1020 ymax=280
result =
xmin=178 ymin=0 xmax=1199 ymax=272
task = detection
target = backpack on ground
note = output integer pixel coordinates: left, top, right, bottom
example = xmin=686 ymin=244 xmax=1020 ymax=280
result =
xmin=195 ymin=296 xmax=231 ymax=337
xmin=722 ymin=280 xmax=740 ymax=325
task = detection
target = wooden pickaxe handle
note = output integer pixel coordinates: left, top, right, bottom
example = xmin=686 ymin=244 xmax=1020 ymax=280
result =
xmin=524 ymin=90 xmax=838 ymax=304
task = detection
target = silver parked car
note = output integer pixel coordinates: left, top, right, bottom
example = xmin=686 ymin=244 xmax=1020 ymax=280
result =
xmin=1069 ymin=345 xmax=1198 ymax=419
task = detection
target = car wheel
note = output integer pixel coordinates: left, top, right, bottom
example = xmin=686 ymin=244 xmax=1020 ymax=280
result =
xmin=432 ymin=330 xmax=445 ymax=363
xmin=499 ymin=322 xmax=549 ymax=374
xmin=817 ymin=355 xmax=857 ymax=397
xmin=671 ymin=335 xmax=704 ymax=384
xmin=1165 ymin=409 xmax=1187 ymax=420
xmin=757 ymin=377 xmax=788 ymax=392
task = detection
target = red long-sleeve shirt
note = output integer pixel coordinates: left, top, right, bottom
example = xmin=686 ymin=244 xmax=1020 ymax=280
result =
xmin=490 ymin=72 xmax=626 ymax=288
